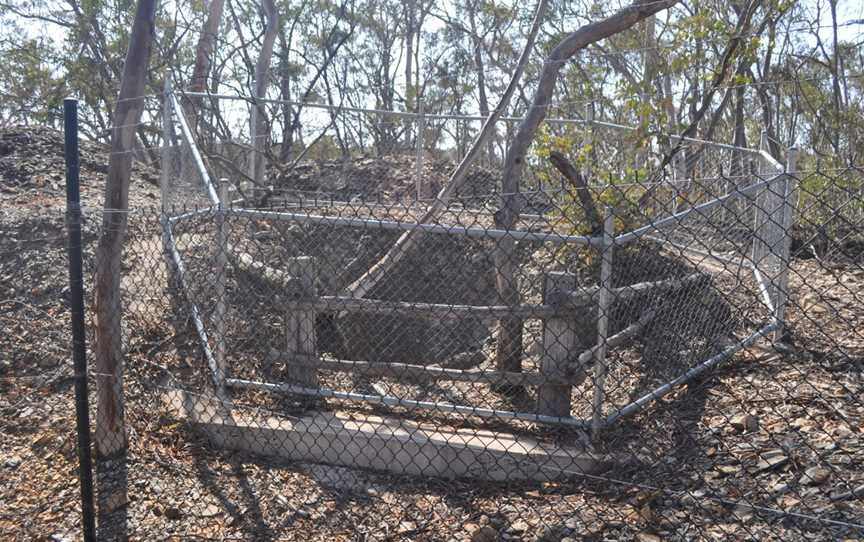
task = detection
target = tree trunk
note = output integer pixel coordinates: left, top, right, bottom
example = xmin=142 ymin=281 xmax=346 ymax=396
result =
xmin=404 ymin=0 xmax=416 ymax=113
xmin=278 ymin=29 xmax=294 ymax=161
xmin=93 ymin=0 xmax=157 ymax=536
xmin=94 ymin=0 xmax=156 ymax=461
xmin=636 ymin=13 xmax=657 ymax=168
xmin=468 ymin=5 xmax=492 ymax=163
xmin=493 ymin=0 xmax=679 ymax=375
xmin=188 ymin=0 xmax=226 ymax=129
xmin=249 ymin=0 xmax=280 ymax=190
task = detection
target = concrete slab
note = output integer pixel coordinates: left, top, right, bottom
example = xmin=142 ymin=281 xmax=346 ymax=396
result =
xmin=163 ymin=389 xmax=609 ymax=482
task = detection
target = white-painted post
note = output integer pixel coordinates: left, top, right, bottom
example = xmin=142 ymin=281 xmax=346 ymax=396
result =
xmin=537 ymin=271 xmax=577 ymax=418
xmin=591 ymin=207 xmax=615 ymax=437
xmin=774 ymin=147 xmax=798 ymax=342
xmin=215 ymin=179 xmax=230 ymax=394
xmin=415 ymin=99 xmax=425 ymax=201
xmin=752 ymin=131 xmax=769 ymax=272
xmin=285 ymin=257 xmax=318 ymax=388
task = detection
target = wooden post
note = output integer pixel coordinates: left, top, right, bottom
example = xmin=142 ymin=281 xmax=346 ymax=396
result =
xmin=591 ymin=207 xmax=615 ymax=436
xmin=415 ymin=100 xmax=425 ymax=200
xmin=215 ymin=179 xmax=229 ymax=394
xmin=537 ymin=272 xmax=577 ymax=418
xmin=285 ymin=257 xmax=318 ymax=388
xmin=774 ymin=147 xmax=798 ymax=342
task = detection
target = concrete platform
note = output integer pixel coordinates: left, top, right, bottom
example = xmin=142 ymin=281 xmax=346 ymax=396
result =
xmin=163 ymin=389 xmax=609 ymax=482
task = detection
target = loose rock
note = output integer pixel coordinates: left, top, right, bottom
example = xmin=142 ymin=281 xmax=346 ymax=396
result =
xmin=799 ymin=466 xmax=830 ymax=486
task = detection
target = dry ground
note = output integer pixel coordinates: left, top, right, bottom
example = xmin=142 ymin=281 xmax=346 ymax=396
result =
xmin=1 ymin=127 xmax=862 ymax=541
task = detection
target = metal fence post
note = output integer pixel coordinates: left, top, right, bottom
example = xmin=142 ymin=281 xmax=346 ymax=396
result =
xmin=215 ymin=179 xmax=230 ymax=394
xmin=63 ymin=97 xmax=97 ymax=542
xmin=591 ymin=207 xmax=615 ymax=437
xmin=753 ymin=130 xmax=778 ymax=271
xmin=774 ymin=147 xmax=798 ymax=342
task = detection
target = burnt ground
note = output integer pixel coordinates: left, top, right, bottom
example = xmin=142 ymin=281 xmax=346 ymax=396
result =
xmin=1 ymin=126 xmax=863 ymax=541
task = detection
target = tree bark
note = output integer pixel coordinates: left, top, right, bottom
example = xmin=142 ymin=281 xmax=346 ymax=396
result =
xmin=190 ymin=0 xmax=226 ymax=93
xmin=493 ymin=0 xmax=679 ymax=374
xmin=468 ymin=3 xmax=492 ymax=162
xmin=249 ymin=0 xmax=280 ymax=189
xmin=404 ymin=0 xmax=416 ymax=113
xmin=342 ymin=0 xmax=550 ymax=300
xmin=93 ymin=0 xmax=157 ymax=537
xmin=94 ymin=0 xmax=157 ymax=461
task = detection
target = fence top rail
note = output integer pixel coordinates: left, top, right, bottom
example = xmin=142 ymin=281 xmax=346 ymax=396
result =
xmin=167 ymin=206 xmax=605 ymax=246
xmin=170 ymin=92 xmax=220 ymax=205
xmin=759 ymin=148 xmax=785 ymax=172
xmin=176 ymin=90 xmax=760 ymax=155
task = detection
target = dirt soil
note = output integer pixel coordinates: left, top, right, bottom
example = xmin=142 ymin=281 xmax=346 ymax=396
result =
xmin=1 ymin=126 xmax=863 ymax=541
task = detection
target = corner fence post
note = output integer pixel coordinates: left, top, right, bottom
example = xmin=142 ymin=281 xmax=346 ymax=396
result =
xmin=752 ymin=130 xmax=780 ymax=285
xmin=774 ymin=147 xmax=798 ymax=343
xmin=63 ymin=97 xmax=97 ymax=542
xmin=591 ymin=207 xmax=615 ymax=438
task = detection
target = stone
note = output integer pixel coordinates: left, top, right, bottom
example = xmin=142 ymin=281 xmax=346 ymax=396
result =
xmin=470 ymin=526 xmax=498 ymax=542
xmin=772 ymin=482 xmax=789 ymax=494
xmin=3 ymin=456 xmax=22 ymax=469
xmin=730 ymin=413 xmax=759 ymax=433
xmin=397 ymin=521 xmax=417 ymax=534
xmin=199 ymin=503 xmax=221 ymax=517
xmin=163 ymin=506 xmax=182 ymax=520
xmin=799 ymin=466 xmax=830 ymax=486
xmin=717 ymin=465 xmax=740 ymax=475
xmin=751 ymin=450 xmax=788 ymax=473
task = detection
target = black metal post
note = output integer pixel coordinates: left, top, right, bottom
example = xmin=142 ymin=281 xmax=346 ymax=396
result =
xmin=64 ymin=97 xmax=97 ymax=542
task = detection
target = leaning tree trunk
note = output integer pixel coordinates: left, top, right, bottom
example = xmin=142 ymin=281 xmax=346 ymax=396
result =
xmin=93 ymin=0 xmax=157 ymax=537
xmin=342 ymin=0 xmax=550 ymax=300
xmin=492 ymin=0 xmax=680 ymax=374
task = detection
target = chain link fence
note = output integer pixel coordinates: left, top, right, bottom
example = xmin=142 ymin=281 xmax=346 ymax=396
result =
xmin=4 ymin=92 xmax=863 ymax=540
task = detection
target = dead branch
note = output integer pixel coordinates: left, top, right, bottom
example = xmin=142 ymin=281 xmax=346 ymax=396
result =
xmin=548 ymin=150 xmax=602 ymax=234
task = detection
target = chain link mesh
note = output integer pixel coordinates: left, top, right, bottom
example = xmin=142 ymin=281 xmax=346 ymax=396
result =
xmin=3 ymin=97 xmax=863 ymax=540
